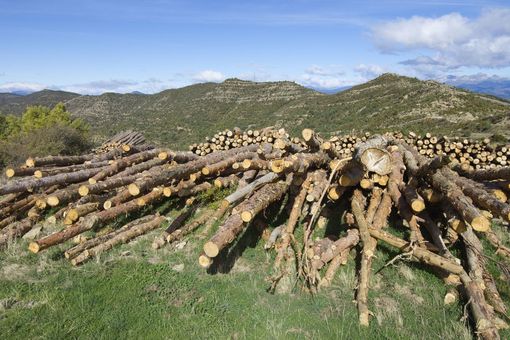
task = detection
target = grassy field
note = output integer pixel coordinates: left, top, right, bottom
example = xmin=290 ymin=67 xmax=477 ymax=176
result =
xmin=0 ymin=204 xmax=509 ymax=339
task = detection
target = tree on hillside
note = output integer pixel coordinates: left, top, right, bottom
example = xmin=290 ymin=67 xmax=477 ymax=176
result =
xmin=0 ymin=103 xmax=91 ymax=167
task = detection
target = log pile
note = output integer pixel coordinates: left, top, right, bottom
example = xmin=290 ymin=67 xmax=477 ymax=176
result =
xmin=191 ymin=129 xmax=510 ymax=170
xmin=1 ymin=127 xmax=509 ymax=339
xmin=94 ymin=130 xmax=147 ymax=153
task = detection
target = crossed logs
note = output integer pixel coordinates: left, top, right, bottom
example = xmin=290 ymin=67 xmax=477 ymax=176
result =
xmin=1 ymin=127 xmax=509 ymax=339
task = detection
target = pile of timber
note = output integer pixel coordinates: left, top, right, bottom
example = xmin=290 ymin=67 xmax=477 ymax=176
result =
xmin=191 ymin=129 xmax=509 ymax=170
xmin=1 ymin=127 xmax=510 ymax=339
xmin=94 ymin=130 xmax=147 ymax=153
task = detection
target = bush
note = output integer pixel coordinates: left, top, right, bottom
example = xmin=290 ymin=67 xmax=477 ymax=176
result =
xmin=0 ymin=103 xmax=91 ymax=168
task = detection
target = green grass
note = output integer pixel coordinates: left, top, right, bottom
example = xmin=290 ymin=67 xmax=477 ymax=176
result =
xmin=3 ymin=218 xmax=508 ymax=339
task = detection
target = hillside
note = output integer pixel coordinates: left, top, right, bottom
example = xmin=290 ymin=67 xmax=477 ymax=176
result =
xmin=0 ymin=90 xmax=80 ymax=115
xmin=1 ymin=74 xmax=509 ymax=148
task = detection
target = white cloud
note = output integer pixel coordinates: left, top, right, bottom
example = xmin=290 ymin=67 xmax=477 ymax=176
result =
xmin=354 ymin=64 xmax=385 ymax=79
xmin=192 ymin=70 xmax=226 ymax=83
xmin=0 ymin=82 xmax=47 ymax=94
xmin=60 ymin=78 xmax=175 ymax=95
xmin=299 ymin=64 xmax=351 ymax=89
xmin=304 ymin=64 xmax=344 ymax=77
xmin=372 ymin=8 xmax=510 ymax=69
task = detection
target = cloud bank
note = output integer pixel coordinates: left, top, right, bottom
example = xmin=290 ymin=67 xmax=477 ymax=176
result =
xmin=372 ymin=8 xmax=510 ymax=69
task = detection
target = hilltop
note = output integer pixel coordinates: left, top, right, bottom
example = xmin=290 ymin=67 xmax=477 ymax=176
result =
xmin=1 ymin=74 xmax=508 ymax=148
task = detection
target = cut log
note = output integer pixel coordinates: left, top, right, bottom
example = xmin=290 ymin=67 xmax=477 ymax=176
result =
xmin=71 ymin=215 xmax=166 ymax=265
xmin=64 ymin=215 xmax=155 ymax=259
xmin=0 ymin=217 xmax=37 ymax=248
xmin=29 ymin=188 xmax=164 ymax=253
xmin=221 ymin=172 xmax=280 ymax=209
xmin=352 ymin=189 xmax=376 ymax=326
xmin=353 ymin=135 xmax=392 ymax=175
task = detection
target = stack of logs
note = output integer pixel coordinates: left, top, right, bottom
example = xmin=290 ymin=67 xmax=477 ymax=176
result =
xmin=191 ymin=129 xmax=509 ymax=169
xmin=1 ymin=127 xmax=510 ymax=339
xmin=94 ymin=130 xmax=146 ymax=154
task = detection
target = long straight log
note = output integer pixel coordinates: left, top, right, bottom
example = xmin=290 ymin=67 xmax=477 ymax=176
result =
xmin=221 ymin=172 xmax=280 ymax=209
xmin=64 ymin=215 xmax=156 ymax=259
xmin=71 ymin=215 xmax=166 ymax=266
xmin=29 ymin=188 xmax=164 ymax=253
xmin=0 ymin=167 xmax=104 ymax=195
xmin=204 ymin=179 xmax=290 ymax=258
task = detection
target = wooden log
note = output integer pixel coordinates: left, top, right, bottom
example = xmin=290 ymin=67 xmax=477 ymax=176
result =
xmin=368 ymin=228 xmax=464 ymax=274
xmin=64 ymin=215 xmax=156 ymax=259
xmin=401 ymin=142 xmax=490 ymax=232
xmin=71 ymin=215 xmax=166 ymax=266
xmin=270 ymin=152 xmax=330 ymax=175
xmin=66 ymin=202 xmax=99 ymax=223
xmin=79 ymin=174 xmax=140 ymax=197
xmin=443 ymin=168 xmax=510 ymax=222
xmin=165 ymin=209 xmax=215 ymax=244
xmin=301 ymin=128 xmax=323 ymax=151
xmin=365 ymin=187 xmax=383 ymax=225
xmin=274 ymin=174 xmax=313 ymax=269
xmin=403 ymin=179 xmax=426 ymax=213
xmin=485 ymin=231 xmax=510 ymax=259
xmin=454 ymin=166 xmax=510 ymax=181
xmin=204 ymin=179 xmax=290 ymax=257
xmin=352 ymin=189 xmax=376 ymax=326
xmin=0 ymin=167 xmax=104 ymax=195
xmin=89 ymin=149 xmax=163 ymax=183
xmin=201 ymin=152 xmax=256 ymax=176
xmin=213 ymin=174 xmax=240 ymax=188
xmin=309 ymin=229 xmax=360 ymax=271
xmin=353 ymin=135 xmax=392 ymax=175
xmin=238 ymin=180 xmax=290 ymax=223
xmin=221 ymin=172 xmax=279 ymax=209
xmin=371 ymin=191 xmax=392 ymax=229
xmin=0 ymin=217 xmax=37 ymax=248
xmin=29 ymin=188 xmax=164 ymax=253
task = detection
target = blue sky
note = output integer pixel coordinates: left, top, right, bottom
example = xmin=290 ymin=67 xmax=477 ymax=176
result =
xmin=1 ymin=0 xmax=510 ymax=94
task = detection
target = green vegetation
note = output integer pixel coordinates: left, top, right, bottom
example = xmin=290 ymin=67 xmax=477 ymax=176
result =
xmin=0 ymin=103 xmax=90 ymax=168
xmin=0 ymin=184 xmax=508 ymax=339
xmin=1 ymin=74 xmax=507 ymax=149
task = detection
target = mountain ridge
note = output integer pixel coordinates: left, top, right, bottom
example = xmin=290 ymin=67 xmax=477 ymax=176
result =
xmin=1 ymin=74 xmax=508 ymax=147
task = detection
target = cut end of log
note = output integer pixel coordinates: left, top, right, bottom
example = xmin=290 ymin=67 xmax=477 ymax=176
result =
xmin=321 ymin=141 xmax=332 ymax=150
xmin=214 ymin=179 xmax=223 ymax=188
xmin=67 ymin=209 xmax=79 ymax=222
xmin=410 ymin=199 xmax=426 ymax=213
xmin=302 ymin=128 xmax=314 ymax=142
xmin=78 ymin=185 xmax=89 ymax=197
xmin=359 ymin=178 xmax=373 ymax=190
xmin=28 ymin=242 xmax=40 ymax=253
xmin=327 ymin=186 xmax=342 ymax=200
xmin=34 ymin=170 xmax=43 ymax=178
xmin=137 ymin=198 xmax=147 ymax=206
xmin=360 ymin=148 xmax=392 ymax=175
xmin=220 ymin=200 xmax=230 ymax=210
xmin=163 ymin=187 xmax=172 ymax=197
xmin=242 ymin=159 xmax=252 ymax=169
xmin=103 ymin=200 xmax=112 ymax=210
xmin=199 ymin=254 xmax=213 ymax=268
xmin=203 ymin=242 xmax=220 ymax=258
xmin=88 ymin=178 xmax=97 ymax=185
xmin=241 ymin=211 xmax=253 ymax=223
xmin=201 ymin=167 xmax=210 ymax=176
xmin=47 ymin=196 xmax=60 ymax=207
xmin=122 ymin=144 xmax=131 ymax=152
xmin=470 ymin=216 xmax=491 ymax=232
xmin=5 ymin=168 xmax=15 ymax=178
xmin=35 ymin=198 xmax=47 ymax=209
xmin=270 ymin=160 xmax=285 ymax=173
xmin=128 ymin=183 xmax=140 ymax=196
xmin=492 ymin=189 xmax=507 ymax=203
xmin=25 ymin=158 xmax=35 ymax=168
xmin=158 ymin=151 xmax=168 ymax=160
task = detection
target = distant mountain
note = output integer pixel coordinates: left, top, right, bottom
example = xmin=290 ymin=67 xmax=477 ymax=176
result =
xmin=444 ymin=75 xmax=510 ymax=99
xmin=308 ymin=86 xmax=352 ymax=94
xmin=0 ymin=75 xmax=508 ymax=147
xmin=0 ymin=89 xmax=80 ymax=115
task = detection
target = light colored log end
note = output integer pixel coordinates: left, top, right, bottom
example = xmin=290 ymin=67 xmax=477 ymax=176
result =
xmin=122 ymin=144 xmax=131 ymax=152
xmin=158 ymin=151 xmax=168 ymax=160
xmin=103 ymin=200 xmax=112 ymax=210
xmin=242 ymin=159 xmax=252 ymax=169
xmin=203 ymin=242 xmax=219 ymax=258
xmin=470 ymin=216 xmax=491 ymax=232
xmin=270 ymin=160 xmax=285 ymax=173
xmin=199 ymin=254 xmax=213 ymax=268
xmin=67 ymin=209 xmax=79 ymax=222
xmin=5 ymin=168 xmax=15 ymax=178
xmin=241 ymin=211 xmax=253 ymax=223
xmin=88 ymin=178 xmax=97 ymax=185
xmin=28 ymin=242 xmax=40 ymax=253
xmin=214 ymin=179 xmax=223 ymax=188
xmin=411 ymin=199 xmax=426 ymax=213
xmin=302 ymin=128 xmax=313 ymax=142
xmin=128 ymin=183 xmax=140 ymax=196
xmin=359 ymin=178 xmax=373 ymax=190
xmin=35 ymin=198 xmax=47 ymax=210
xmin=163 ymin=187 xmax=172 ymax=197
xmin=34 ymin=170 xmax=43 ymax=178
xmin=47 ymin=196 xmax=60 ymax=207
xmin=201 ymin=167 xmax=210 ymax=176
xmin=25 ymin=158 xmax=35 ymax=168
xmin=78 ymin=185 xmax=89 ymax=197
